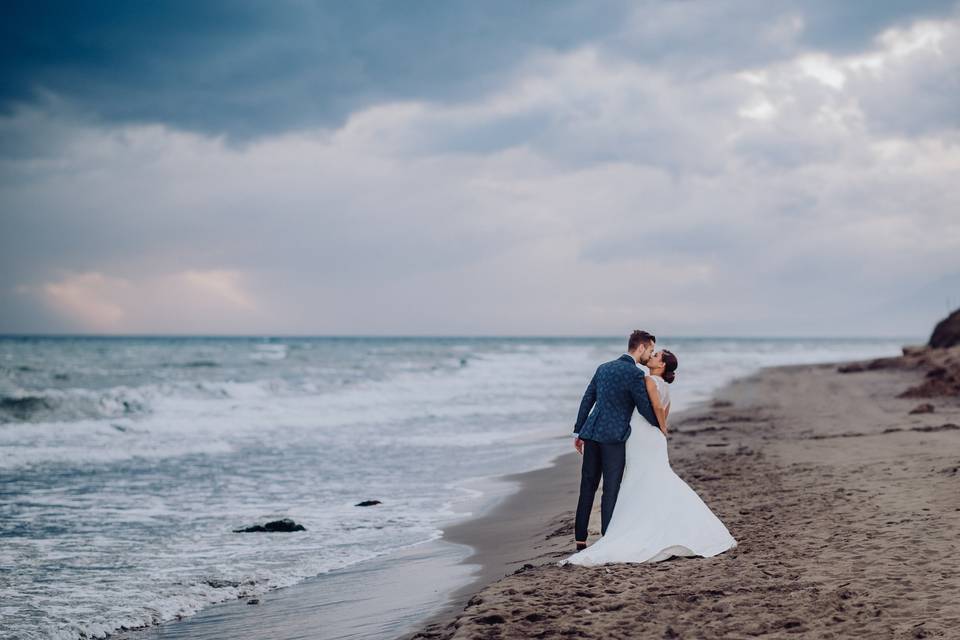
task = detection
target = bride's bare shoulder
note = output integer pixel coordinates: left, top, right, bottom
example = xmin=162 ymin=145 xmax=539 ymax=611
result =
xmin=647 ymin=374 xmax=668 ymax=396
xmin=644 ymin=374 xmax=662 ymax=393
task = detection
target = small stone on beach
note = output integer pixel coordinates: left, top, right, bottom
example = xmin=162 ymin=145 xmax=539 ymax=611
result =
xmin=233 ymin=518 xmax=306 ymax=533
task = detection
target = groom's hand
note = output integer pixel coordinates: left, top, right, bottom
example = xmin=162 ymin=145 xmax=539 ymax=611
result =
xmin=574 ymin=437 xmax=584 ymax=455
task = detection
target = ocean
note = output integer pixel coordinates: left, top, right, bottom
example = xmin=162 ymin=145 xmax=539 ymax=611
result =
xmin=0 ymin=335 xmax=911 ymax=639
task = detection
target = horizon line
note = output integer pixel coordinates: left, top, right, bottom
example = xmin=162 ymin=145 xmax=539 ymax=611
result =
xmin=0 ymin=333 xmax=927 ymax=341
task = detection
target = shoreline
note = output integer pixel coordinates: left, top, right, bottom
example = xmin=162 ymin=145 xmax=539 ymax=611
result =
xmin=403 ymin=389 xmax=739 ymax=639
xmin=116 ymin=348 xmax=960 ymax=640
xmin=409 ymin=448 xmax=585 ymax=630
xmin=405 ymin=355 xmax=960 ymax=638
xmin=118 ymin=537 xmax=478 ymax=640
xmin=116 ymin=440 xmax=577 ymax=640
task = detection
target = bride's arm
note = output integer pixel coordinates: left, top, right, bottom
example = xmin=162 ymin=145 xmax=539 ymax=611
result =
xmin=644 ymin=376 xmax=669 ymax=436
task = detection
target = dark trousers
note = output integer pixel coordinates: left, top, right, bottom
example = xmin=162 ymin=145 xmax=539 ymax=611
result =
xmin=575 ymin=438 xmax=626 ymax=542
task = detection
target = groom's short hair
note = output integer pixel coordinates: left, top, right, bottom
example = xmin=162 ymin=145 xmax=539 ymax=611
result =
xmin=628 ymin=330 xmax=656 ymax=351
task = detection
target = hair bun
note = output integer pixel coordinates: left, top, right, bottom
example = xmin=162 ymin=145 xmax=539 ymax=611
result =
xmin=660 ymin=349 xmax=678 ymax=384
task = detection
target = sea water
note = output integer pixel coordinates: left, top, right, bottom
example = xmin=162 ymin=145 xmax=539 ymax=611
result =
xmin=0 ymin=335 xmax=910 ymax=639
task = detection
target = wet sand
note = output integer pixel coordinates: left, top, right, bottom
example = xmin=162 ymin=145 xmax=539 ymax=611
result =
xmin=405 ymin=356 xmax=960 ymax=639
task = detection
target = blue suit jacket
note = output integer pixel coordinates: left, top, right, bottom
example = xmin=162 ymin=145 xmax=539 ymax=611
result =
xmin=573 ymin=354 xmax=659 ymax=443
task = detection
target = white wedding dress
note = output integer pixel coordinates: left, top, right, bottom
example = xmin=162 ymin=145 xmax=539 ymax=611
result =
xmin=558 ymin=376 xmax=737 ymax=566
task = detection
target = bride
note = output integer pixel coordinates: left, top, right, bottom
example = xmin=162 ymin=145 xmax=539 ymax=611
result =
xmin=558 ymin=349 xmax=737 ymax=566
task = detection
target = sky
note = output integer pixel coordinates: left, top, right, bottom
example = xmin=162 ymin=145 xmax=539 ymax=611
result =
xmin=1 ymin=0 xmax=958 ymax=337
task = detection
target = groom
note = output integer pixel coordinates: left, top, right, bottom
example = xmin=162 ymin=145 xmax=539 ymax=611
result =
xmin=572 ymin=330 xmax=658 ymax=552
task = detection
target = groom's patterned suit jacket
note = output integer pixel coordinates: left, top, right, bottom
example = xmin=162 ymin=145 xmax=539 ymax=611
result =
xmin=573 ymin=353 xmax=659 ymax=443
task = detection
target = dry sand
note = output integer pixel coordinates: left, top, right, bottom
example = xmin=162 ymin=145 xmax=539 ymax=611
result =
xmin=405 ymin=358 xmax=960 ymax=639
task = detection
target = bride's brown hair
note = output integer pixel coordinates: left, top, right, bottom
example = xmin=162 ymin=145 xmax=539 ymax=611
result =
xmin=661 ymin=350 xmax=678 ymax=384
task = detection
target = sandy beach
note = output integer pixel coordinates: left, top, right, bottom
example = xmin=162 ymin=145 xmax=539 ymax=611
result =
xmin=406 ymin=347 xmax=960 ymax=639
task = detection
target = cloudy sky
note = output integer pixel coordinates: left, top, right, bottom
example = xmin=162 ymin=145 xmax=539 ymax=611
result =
xmin=1 ymin=1 xmax=958 ymax=337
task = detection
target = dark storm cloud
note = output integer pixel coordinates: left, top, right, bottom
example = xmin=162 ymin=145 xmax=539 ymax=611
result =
xmin=797 ymin=0 xmax=957 ymax=52
xmin=2 ymin=0 xmax=957 ymax=143
xmin=1 ymin=0 xmax=632 ymax=141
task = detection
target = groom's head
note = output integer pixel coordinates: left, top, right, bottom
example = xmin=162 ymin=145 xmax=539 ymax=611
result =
xmin=627 ymin=330 xmax=656 ymax=365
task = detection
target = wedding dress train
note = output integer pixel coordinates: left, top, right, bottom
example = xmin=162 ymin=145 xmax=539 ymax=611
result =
xmin=558 ymin=376 xmax=737 ymax=566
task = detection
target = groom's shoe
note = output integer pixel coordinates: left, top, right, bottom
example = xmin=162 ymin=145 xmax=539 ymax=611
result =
xmin=575 ymin=541 xmax=587 ymax=553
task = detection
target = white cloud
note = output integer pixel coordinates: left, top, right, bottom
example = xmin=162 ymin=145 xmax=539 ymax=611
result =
xmin=798 ymin=54 xmax=847 ymax=88
xmin=739 ymin=97 xmax=778 ymax=121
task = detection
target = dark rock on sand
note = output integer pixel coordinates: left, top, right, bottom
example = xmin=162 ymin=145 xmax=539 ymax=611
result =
xmin=912 ymin=423 xmax=958 ymax=432
xmin=837 ymin=356 xmax=903 ymax=373
xmin=929 ymin=308 xmax=960 ymax=348
xmin=909 ymin=403 xmax=935 ymax=414
xmin=204 ymin=578 xmax=242 ymax=589
xmin=898 ymin=355 xmax=960 ymax=398
xmin=355 ymin=500 xmax=382 ymax=507
xmin=837 ymin=338 xmax=960 ymax=398
xmin=838 ymin=363 xmax=866 ymax=373
xmin=867 ymin=357 xmax=903 ymax=370
xmin=233 ymin=518 xmax=306 ymax=533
